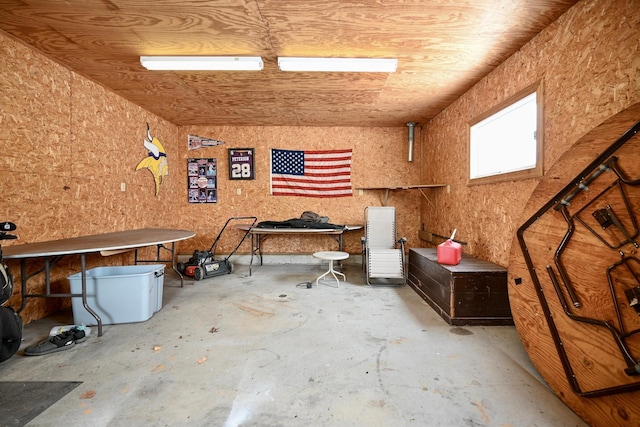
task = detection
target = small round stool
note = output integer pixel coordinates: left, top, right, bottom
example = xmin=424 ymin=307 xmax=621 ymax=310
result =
xmin=313 ymin=251 xmax=349 ymax=287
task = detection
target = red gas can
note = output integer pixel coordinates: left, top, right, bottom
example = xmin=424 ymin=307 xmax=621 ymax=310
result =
xmin=437 ymin=229 xmax=461 ymax=265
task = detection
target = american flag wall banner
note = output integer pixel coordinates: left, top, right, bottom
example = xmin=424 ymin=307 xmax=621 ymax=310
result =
xmin=270 ymin=148 xmax=353 ymax=197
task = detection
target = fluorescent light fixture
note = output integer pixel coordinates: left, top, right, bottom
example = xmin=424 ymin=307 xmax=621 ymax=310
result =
xmin=140 ymin=56 xmax=264 ymax=71
xmin=277 ymin=57 xmax=397 ymax=72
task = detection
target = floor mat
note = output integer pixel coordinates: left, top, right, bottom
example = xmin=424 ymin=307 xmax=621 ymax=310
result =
xmin=0 ymin=381 xmax=82 ymax=426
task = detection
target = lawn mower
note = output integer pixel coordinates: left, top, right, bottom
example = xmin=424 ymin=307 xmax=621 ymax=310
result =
xmin=178 ymin=216 xmax=257 ymax=281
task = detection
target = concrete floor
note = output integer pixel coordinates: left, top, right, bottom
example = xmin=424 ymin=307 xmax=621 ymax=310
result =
xmin=1 ymin=263 xmax=587 ymax=427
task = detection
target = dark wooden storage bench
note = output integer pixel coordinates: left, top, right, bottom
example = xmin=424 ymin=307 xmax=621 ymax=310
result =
xmin=408 ymin=248 xmax=513 ymax=326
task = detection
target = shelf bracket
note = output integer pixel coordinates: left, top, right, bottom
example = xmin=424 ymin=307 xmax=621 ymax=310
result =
xmin=418 ymin=188 xmax=437 ymax=211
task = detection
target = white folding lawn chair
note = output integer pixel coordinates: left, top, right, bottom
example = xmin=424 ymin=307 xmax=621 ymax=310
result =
xmin=361 ymin=206 xmax=407 ymax=286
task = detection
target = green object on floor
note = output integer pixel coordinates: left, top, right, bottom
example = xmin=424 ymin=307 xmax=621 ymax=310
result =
xmin=0 ymin=381 xmax=81 ymax=426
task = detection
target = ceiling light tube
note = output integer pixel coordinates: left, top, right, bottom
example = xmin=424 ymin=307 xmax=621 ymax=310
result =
xmin=277 ymin=57 xmax=397 ymax=72
xmin=140 ymin=56 xmax=264 ymax=71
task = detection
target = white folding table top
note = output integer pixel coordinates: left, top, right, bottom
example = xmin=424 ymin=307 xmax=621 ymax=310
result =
xmin=3 ymin=228 xmax=195 ymax=259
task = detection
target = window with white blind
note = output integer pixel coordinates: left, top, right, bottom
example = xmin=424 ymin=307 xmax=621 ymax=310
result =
xmin=469 ymin=81 xmax=543 ymax=185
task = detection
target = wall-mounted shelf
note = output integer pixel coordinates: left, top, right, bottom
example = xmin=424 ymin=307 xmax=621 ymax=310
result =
xmin=358 ymin=184 xmax=447 ymax=208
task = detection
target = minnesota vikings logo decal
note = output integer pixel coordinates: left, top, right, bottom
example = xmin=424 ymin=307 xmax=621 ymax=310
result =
xmin=136 ymin=124 xmax=168 ymax=196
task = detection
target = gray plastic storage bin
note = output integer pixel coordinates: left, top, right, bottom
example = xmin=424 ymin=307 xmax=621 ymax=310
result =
xmin=68 ymin=264 xmax=165 ymax=326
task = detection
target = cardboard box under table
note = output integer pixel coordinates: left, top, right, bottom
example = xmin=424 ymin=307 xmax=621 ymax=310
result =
xmin=68 ymin=264 xmax=165 ymax=326
xmin=408 ymin=248 xmax=512 ymax=326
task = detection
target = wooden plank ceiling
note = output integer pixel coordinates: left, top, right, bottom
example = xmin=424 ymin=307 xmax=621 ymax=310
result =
xmin=0 ymin=0 xmax=579 ymax=127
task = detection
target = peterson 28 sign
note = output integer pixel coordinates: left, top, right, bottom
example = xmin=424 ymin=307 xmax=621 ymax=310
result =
xmin=228 ymin=148 xmax=255 ymax=180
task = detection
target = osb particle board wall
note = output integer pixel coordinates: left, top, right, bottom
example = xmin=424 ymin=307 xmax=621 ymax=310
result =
xmin=420 ymin=0 xmax=639 ymax=268
xmin=176 ymin=125 xmax=423 ymax=254
xmin=0 ymin=31 xmax=423 ymax=323
xmin=418 ymin=1 xmax=639 ymax=425
xmin=0 ymin=32 xmax=184 ymax=322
